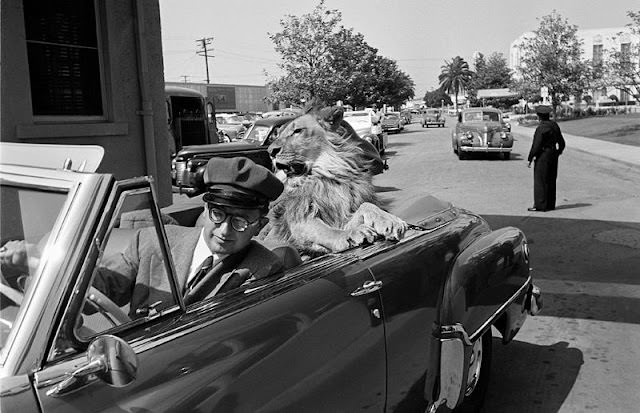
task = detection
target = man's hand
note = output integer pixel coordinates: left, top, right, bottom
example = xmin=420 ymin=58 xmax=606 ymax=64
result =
xmin=0 ymin=240 xmax=39 ymax=273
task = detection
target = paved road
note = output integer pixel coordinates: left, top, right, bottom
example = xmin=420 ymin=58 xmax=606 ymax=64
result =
xmin=375 ymin=120 xmax=640 ymax=412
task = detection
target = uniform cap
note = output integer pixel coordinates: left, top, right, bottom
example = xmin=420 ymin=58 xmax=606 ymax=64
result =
xmin=535 ymin=105 xmax=552 ymax=115
xmin=202 ymin=157 xmax=283 ymax=209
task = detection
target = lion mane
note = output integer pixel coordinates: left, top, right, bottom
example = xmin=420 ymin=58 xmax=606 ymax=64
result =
xmin=262 ymin=108 xmax=406 ymax=256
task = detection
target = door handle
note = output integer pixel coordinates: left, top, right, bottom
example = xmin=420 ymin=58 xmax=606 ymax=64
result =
xmin=351 ymin=280 xmax=383 ymax=297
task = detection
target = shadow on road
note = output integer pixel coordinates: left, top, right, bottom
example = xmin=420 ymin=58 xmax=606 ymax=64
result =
xmin=553 ymin=203 xmax=592 ymax=210
xmin=485 ymin=339 xmax=583 ymax=412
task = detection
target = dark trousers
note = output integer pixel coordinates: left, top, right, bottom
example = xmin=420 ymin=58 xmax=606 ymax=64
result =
xmin=533 ymin=149 xmax=559 ymax=210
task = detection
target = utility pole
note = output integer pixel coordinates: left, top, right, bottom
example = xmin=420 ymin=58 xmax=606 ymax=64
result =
xmin=180 ymin=75 xmax=190 ymax=83
xmin=196 ymin=37 xmax=214 ymax=84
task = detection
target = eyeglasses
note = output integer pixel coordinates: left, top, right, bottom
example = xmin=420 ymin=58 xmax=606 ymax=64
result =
xmin=207 ymin=207 xmax=260 ymax=232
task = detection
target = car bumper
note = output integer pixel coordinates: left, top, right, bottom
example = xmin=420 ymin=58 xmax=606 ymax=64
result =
xmin=459 ymin=146 xmax=512 ymax=153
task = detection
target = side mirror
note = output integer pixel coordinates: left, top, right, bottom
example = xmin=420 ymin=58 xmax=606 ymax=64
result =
xmin=47 ymin=335 xmax=138 ymax=396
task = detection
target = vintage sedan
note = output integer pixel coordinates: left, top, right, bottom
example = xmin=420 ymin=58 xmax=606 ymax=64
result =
xmin=1 ymin=143 xmax=541 ymax=413
xmin=381 ymin=112 xmax=404 ymax=133
xmin=421 ymin=108 xmax=446 ymax=128
xmin=343 ymin=110 xmax=388 ymax=155
xmin=215 ymin=114 xmax=247 ymax=142
xmin=451 ymin=108 xmax=514 ymax=160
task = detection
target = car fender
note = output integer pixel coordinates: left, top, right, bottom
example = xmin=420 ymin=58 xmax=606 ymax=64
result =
xmin=441 ymin=226 xmax=531 ymax=341
xmin=426 ymin=227 xmax=532 ymax=410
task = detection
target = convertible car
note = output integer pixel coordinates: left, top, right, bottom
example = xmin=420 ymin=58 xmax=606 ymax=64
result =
xmin=451 ymin=108 xmax=513 ymax=160
xmin=0 ymin=143 xmax=541 ymax=412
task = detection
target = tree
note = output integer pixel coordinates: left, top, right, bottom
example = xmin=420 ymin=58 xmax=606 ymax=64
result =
xmin=266 ymin=1 xmax=414 ymax=108
xmin=438 ymin=56 xmax=473 ymax=112
xmin=467 ymin=52 xmax=514 ymax=108
xmin=605 ymin=10 xmax=640 ymax=105
xmin=266 ymin=1 xmax=342 ymax=106
xmin=517 ymin=11 xmax=589 ymax=114
xmin=423 ymin=89 xmax=452 ymax=108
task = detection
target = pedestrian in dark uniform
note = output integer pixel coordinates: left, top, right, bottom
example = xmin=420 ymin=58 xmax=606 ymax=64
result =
xmin=527 ymin=105 xmax=566 ymax=211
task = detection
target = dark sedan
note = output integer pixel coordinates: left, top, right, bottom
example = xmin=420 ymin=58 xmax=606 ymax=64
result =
xmin=451 ymin=108 xmax=514 ymax=160
xmin=172 ymin=116 xmax=292 ymax=195
xmin=1 ymin=142 xmax=541 ymax=413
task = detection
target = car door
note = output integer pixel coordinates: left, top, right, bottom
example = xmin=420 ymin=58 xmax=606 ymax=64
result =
xmin=34 ymin=179 xmax=386 ymax=412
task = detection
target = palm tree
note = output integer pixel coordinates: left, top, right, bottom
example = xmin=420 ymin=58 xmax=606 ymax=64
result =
xmin=438 ymin=56 xmax=473 ymax=112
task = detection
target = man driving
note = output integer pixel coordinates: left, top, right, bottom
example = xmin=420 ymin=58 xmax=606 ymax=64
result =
xmin=94 ymin=156 xmax=285 ymax=316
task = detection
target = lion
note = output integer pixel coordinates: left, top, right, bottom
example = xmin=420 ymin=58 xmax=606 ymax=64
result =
xmin=261 ymin=107 xmax=407 ymax=256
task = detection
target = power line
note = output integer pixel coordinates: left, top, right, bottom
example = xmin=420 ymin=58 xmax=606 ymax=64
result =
xmin=196 ymin=37 xmax=214 ymax=84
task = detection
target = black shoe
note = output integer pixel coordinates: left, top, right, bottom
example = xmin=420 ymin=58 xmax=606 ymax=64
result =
xmin=527 ymin=207 xmax=547 ymax=212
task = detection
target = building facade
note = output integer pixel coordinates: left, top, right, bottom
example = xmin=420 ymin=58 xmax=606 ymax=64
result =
xmin=509 ymin=27 xmax=640 ymax=105
xmin=165 ymin=82 xmax=275 ymax=114
xmin=1 ymin=0 xmax=172 ymax=206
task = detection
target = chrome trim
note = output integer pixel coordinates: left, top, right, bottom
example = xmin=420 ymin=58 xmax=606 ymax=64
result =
xmin=468 ymin=274 xmax=533 ymax=342
xmin=460 ymin=147 xmax=512 ymax=153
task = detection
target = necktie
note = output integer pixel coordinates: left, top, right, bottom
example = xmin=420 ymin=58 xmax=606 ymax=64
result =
xmin=185 ymin=255 xmax=213 ymax=295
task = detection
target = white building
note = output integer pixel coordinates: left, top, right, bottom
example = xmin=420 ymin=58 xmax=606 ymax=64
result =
xmin=509 ymin=26 xmax=639 ymax=104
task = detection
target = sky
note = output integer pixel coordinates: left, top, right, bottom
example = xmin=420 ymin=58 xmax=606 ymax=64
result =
xmin=159 ymin=0 xmax=639 ymax=98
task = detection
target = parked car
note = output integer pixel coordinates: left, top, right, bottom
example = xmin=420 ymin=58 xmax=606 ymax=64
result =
xmin=451 ymin=108 xmax=514 ymax=160
xmin=381 ymin=112 xmax=404 ymax=133
xmin=173 ymin=115 xmax=388 ymax=195
xmin=172 ymin=116 xmax=293 ymax=195
xmin=343 ymin=110 xmax=388 ymax=155
xmin=421 ymin=108 xmax=446 ymax=128
xmin=215 ymin=114 xmax=246 ymax=141
xmin=0 ymin=142 xmax=541 ymax=413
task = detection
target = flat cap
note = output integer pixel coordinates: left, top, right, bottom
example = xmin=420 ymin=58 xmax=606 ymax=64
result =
xmin=203 ymin=157 xmax=283 ymax=209
xmin=535 ymin=105 xmax=552 ymax=115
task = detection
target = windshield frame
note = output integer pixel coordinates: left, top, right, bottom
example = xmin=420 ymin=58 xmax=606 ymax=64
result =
xmin=0 ymin=166 xmax=107 ymax=372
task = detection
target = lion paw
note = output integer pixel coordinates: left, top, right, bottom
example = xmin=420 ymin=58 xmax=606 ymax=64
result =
xmin=351 ymin=203 xmax=408 ymax=241
xmin=332 ymin=226 xmax=377 ymax=251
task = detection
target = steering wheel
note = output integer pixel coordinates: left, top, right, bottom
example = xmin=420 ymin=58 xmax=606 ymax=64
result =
xmin=85 ymin=287 xmax=131 ymax=326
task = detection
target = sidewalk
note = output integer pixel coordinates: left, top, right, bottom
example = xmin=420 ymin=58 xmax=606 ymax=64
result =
xmin=510 ymin=123 xmax=640 ymax=168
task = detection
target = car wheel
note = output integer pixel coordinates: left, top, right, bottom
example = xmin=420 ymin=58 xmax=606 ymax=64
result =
xmin=458 ymin=149 xmax=466 ymax=160
xmin=503 ymin=152 xmax=511 ymax=160
xmin=453 ymin=329 xmax=492 ymax=413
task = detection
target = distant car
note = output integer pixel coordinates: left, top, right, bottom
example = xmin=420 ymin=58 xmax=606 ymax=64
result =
xmin=1 ymin=142 xmax=541 ymax=413
xmin=215 ymin=114 xmax=247 ymax=141
xmin=451 ymin=108 xmax=513 ymax=160
xmin=343 ymin=110 xmax=388 ymax=155
xmin=421 ymin=109 xmax=445 ymax=128
xmin=381 ymin=112 xmax=404 ymax=133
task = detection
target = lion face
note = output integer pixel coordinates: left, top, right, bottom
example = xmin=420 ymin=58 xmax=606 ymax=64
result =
xmin=268 ymin=114 xmax=335 ymax=178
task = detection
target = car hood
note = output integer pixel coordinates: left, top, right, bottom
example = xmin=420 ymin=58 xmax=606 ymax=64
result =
xmin=178 ymin=141 xmax=260 ymax=157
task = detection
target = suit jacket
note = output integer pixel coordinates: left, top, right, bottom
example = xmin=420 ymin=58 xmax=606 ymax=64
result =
xmin=95 ymin=225 xmax=283 ymax=317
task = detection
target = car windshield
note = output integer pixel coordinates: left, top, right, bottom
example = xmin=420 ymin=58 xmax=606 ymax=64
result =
xmin=426 ymin=110 xmax=439 ymax=115
xmin=386 ymin=114 xmax=399 ymax=119
xmin=1 ymin=182 xmax=69 ymax=352
xmin=464 ymin=111 xmax=500 ymax=122
xmin=225 ymin=115 xmax=244 ymax=123
xmin=243 ymin=124 xmax=271 ymax=144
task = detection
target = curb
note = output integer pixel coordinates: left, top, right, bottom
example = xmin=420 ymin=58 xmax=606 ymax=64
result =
xmin=510 ymin=125 xmax=640 ymax=170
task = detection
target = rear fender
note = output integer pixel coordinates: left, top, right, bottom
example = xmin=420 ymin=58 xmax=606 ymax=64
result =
xmin=440 ymin=226 xmax=531 ymax=343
